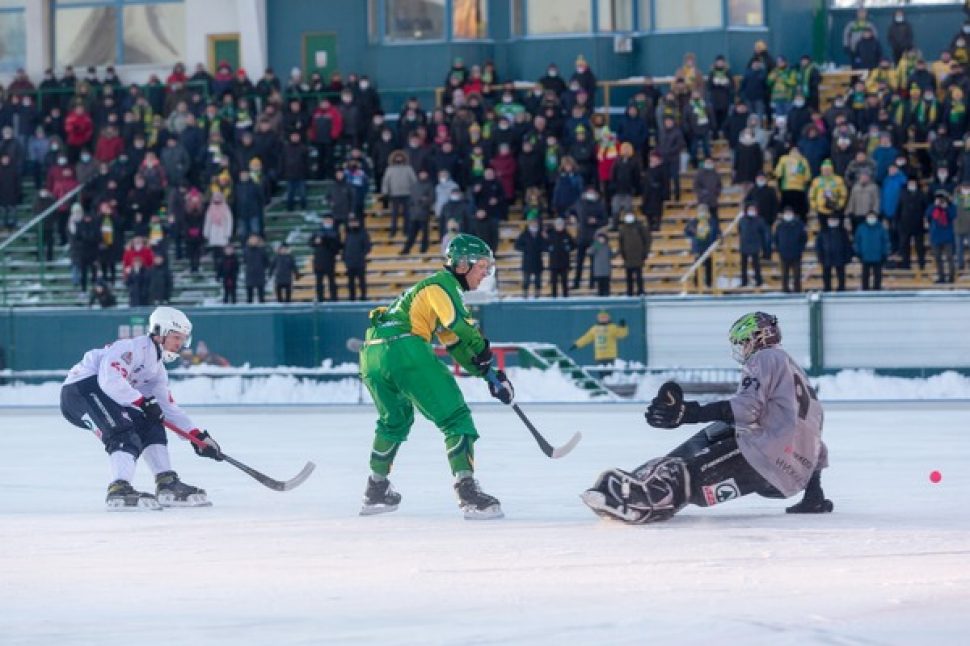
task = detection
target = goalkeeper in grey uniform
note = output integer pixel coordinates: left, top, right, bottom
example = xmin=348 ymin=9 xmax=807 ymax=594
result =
xmin=582 ymin=311 xmax=832 ymax=524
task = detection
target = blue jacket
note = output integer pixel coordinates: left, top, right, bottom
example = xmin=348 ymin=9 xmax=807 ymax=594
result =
xmin=880 ymin=172 xmax=907 ymax=219
xmin=616 ymin=113 xmax=649 ymax=151
xmin=796 ymin=136 xmax=830 ymax=177
xmin=925 ymin=202 xmax=956 ymax=246
xmin=773 ymin=218 xmax=807 ymax=261
xmin=853 ymin=221 xmax=891 ymax=263
xmin=684 ymin=217 xmax=719 ymax=255
xmin=872 ymin=145 xmax=898 ymax=183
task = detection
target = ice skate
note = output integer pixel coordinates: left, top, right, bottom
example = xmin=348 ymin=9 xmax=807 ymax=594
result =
xmin=786 ymin=497 xmax=834 ymax=514
xmin=454 ymin=477 xmax=503 ymax=520
xmin=105 ymin=480 xmax=162 ymax=511
xmin=360 ymin=476 xmax=401 ymax=516
xmin=155 ymin=471 xmax=211 ymax=507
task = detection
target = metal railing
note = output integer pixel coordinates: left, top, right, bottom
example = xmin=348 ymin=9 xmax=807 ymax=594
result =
xmin=0 ymin=184 xmax=85 ymax=307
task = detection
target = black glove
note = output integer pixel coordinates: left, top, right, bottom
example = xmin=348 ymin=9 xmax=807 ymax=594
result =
xmin=189 ymin=429 xmax=223 ymax=461
xmin=645 ymin=381 xmax=699 ymax=429
xmin=472 ymin=341 xmax=493 ymax=376
xmin=135 ymin=396 xmax=164 ymax=424
xmin=487 ymin=369 xmax=514 ymax=405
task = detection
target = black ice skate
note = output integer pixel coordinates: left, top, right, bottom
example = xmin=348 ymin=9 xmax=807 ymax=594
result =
xmin=106 ymin=480 xmax=162 ymax=511
xmin=454 ymin=477 xmax=503 ymax=520
xmin=360 ymin=476 xmax=402 ymax=516
xmin=155 ymin=471 xmax=211 ymax=507
xmin=786 ymin=470 xmax=833 ymax=514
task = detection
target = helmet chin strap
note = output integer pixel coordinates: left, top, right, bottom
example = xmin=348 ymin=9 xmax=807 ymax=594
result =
xmin=446 ymin=265 xmax=470 ymax=290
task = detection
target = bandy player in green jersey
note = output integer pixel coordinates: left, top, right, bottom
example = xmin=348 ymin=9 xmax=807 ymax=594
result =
xmin=583 ymin=311 xmax=832 ymax=524
xmin=357 ymin=234 xmax=514 ymax=519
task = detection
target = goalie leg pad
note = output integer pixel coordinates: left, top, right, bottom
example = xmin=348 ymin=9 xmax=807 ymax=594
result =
xmin=582 ymin=459 xmax=690 ymax=524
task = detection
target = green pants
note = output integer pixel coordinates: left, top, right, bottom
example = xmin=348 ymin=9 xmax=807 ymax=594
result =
xmin=360 ymin=334 xmax=478 ymax=477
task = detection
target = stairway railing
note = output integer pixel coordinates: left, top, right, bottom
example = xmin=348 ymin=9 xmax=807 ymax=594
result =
xmin=678 ymin=209 xmax=744 ymax=295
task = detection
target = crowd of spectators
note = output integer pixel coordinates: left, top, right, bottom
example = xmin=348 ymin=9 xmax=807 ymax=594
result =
xmin=1 ymin=5 xmax=969 ymax=306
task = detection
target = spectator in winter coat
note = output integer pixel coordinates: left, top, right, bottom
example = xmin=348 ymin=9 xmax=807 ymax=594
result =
xmin=733 ymin=129 xmax=764 ymax=189
xmin=694 ymin=158 xmax=722 ymax=218
xmin=121 ymin=235 xmax=154 ymax=279
xmin=926 ymin=191 xmax=957 ymax=283
xmin=467 ymin=208 xmax=498 ymax=252
xmin=609 ymin=143 xmax=642 ymax=228
xmin=684 ymin=204 xmax=719 ymax=288
xmin=571 ymin=187 xmax=607 ymax=289
xmin=590 ymin=231 xmax=613 ymax=296
xmin=552 ymin=157 xmax=583 ymax=218
xmin=311 ymin=215 xmax=343 ymax=301
xmin=618 ymin=211 xmax=651 ymax=296
xmin=880 ymin=164 xmax=907 ymax=245
xmin=0 ymin=154 xmax=22 ymax=229
xmin=381 ymin=150 xmax=418 ymax=239
xmin=434 ymin=169 xmax=460 ymax=223
xmin=147 ymin=254 xmax=173 ymax=305
xmin=888 ymin=10 xmax=914 ymax=63
xmin=853 ymin=213 xmax=891 ymax=290
xmin=740 ymin=59 xmax=768 ymax=118
xmin=204 ymin=190 xmax=233 ymax=273
xmin=745 ymin=173 xmax=780 ymax=229
xmin=402 ymin=169 xmax=434 ymax=255
xmin=243 ymin=234 xmax=269 ymax=303
xmin=514 ymin=216 xmax=546 ymax=298
xmin=65 ymin=105 xmax=94 ymax=161
xmin=809 ymin=160 xmax=848 ymax=223
xmin=546 ymin=217 xmax=574 ymax=298
xmin=738 ymin=205 xmax=771 ymax=287
xmin=853 ymin=28 xmax=882 ymax=71
xmin=773 ymin=207 xmax=807 ymax=292
xmin=897 ymin=179 xmax=928 ymax=270
xmin=342 ymin=218 xmax=372 ymax=301
xmin=656 ymin=116 xmax=685 ymax=201
xmin=270 ymin=243 xmax=301 ymax=303
xmin=327 ymin=167 xmax=355 ymax=226
xmin=281 ymin=131 xmax=310 ymax=212
xmin=88 ymin=280 xmax=117 ymax=308
xmin=774 ymin=146 xmax=812 ymax=219
xmin=815 ymin=218 xmax=852 ymax=292
xmin=490 ymin=143 xmax=517 ymax=202
xmin=796 ymin=125 xmax=829 ymax=177
xmin=616 ymin=105 xmax=649 ymax=156
xmin=125 ymin=256 xmax=149 ymax=307
xmin=844 ymin=170 xmax=880 ymax=232
xmin=642 ymin=151 xmax=667 ymax=231
xmin=75 ymin=209 xmax=102 ymax=293
xmin=235 ymin=169 xmax=265 ymax=238
xmin=218 ymin=244 xmax=240 ymax=304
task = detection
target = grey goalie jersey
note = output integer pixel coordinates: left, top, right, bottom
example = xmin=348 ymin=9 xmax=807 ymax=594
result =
xmin=729 ymin=347 xmax=827 ymax=497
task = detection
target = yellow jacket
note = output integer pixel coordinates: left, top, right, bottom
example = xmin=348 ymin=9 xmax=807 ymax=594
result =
xmin=574 ymin=323 xmax=628 ymax=362
xmin=773 ymin=152 xmax=812 ymax=192
xmin=809 ymin=175 xmax=848 ymax=215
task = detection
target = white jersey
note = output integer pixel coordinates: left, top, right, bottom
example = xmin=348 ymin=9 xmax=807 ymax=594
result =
xmin=64 ymin=335 xmax=195 ymax=432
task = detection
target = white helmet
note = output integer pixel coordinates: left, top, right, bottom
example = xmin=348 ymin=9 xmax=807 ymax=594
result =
xmin=148 ymin=306 xmax=192 ymax=363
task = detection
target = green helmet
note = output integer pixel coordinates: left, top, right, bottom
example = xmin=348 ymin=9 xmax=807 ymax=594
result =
xmin=728 ymin=312 xmax=781 ymax=363
xmin=445 ymin=233 xmax=495 ymax=274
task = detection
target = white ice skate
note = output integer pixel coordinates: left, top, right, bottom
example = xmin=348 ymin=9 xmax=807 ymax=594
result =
xmin=155 ymin=471 xmax=211 ymax=508
xmin=105 ymin=480 xmax=162 ymax=512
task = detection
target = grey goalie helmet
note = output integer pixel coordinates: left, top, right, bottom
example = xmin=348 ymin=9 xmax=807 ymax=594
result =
xmin=149 ymin=306 xmax=193 ymax=363
xmin=728 ymin=311 xmax=781 ymax=363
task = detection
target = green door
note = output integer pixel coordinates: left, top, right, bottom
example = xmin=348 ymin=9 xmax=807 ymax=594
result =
xmin=303 ymin=32 xmax=338 ymax=78
xmin=209 ymin=34 xmax=241 ymax=71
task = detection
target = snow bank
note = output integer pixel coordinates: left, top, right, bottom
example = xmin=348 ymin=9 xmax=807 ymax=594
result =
xmin=2 ymin=367 xmax=969 ymax=406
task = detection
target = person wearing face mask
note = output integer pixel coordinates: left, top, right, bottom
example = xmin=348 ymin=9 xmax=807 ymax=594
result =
xmin=929 ymin=165 xmax=956 ymax=200
xmin=854 ymin=212 xmax=891 ymax=290
xmin=733 ymin=129 xmax=764 ymax=191
xmin=538 ymin=63 xmax=567 ymax=96
xmin=815 ymin=217 xmax=852 ymax=292
xmin=544 ymin=217 xmax=574 ymax=297
xmin=888 ymin=11 xmax=914 ymax=64
xmin=738 ymin=204 xmax=770 ymax=288
xmin=842 ymin=7 xmax=876 ymax=63
xmin=695 ymin=156 xmax=722 ymax=216
xmin=618 ymin=211 xmax=650 ymax=296
xmin=953 ymin=182 xmax=970 ymax=273
xmin=570 ymin=55 xmax=597 ymax=102
xmin=896 ymin=178 xmax=928 ymax=270
xmin=925 ymin=190 xmax=957 ymax=283
xmin=951 ymin=21 xmax=970 ymax=58
xmin=514 ymin=214 xmax=546 ymax=298
xmin=809 ymin=160 xmax=848 ymax=224
xmin=796 ymin=56 xmax=821 ymax=111
xmin=845 ymin=170 xmax=880 ymax=233
xmin=774 ymin=207 xmax=807 ymax=293
xmin=570 ymin=186 xmax=607 ymax=290
xmin=853 ymin=27 xmax=882 ymax=71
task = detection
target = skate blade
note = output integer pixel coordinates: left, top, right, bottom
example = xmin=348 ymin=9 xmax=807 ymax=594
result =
xmin=157 ymin=493 xmax=212 ymax=508
xmin=106 ymin=498 xmax=162 ymax=512
xmin=359 ymin=503 xmax=399 ymax=516
xmin=461 ymin=504 xmax=504 ymax=520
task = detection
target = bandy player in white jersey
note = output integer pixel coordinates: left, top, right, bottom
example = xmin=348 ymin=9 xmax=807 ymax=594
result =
xmin=582 ymin=311 xmax=832 ymax=524
xmin=60 ymin=306 xmax=223 ymax=510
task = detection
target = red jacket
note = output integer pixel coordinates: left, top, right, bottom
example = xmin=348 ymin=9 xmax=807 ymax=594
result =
xmin=308 ymin=105 xmax=343 ymax=142
xmin=490 ymin=153 xmax=517 ymax=201
xmin=65 ymin=111 xmax=94 ymax=147
xmin=95 ymin=135 xmax=125 ymax=163
xmin=122 ymin=245 xmax=155 ymax=274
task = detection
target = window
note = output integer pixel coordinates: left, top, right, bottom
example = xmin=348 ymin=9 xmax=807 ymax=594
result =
xmin=527 ymin=0 xmax=591 ymax=34
xmin=453 ymin=0 xmax=487 ymax=39
xmin=54 ymin=0 xmax=185 ymax=67
xmin=385 ymin=0 xmax=445 ymax=41
xmin=654 ymin=0 xmax=722 ymax=30
xmin=638 ymin=0 xmax=651 ymax=31
xmin=729 ymin=0 xmax=763 ymax=27
xmin=831 ymin=0 xmax=961 ymax=6
xmin=598 ymin=0 xmax=634 ymax=31
xmin=0 ymin=1 xmax=25 ymax=72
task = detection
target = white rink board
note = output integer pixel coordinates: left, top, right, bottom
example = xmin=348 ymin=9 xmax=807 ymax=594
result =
xmin=646 ymin=298 xmax=811 ymax=369
xmin=1 ymin=403 xmax=969 ymax=645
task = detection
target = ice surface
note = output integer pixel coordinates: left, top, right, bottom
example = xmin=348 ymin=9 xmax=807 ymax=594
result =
xmin=1 ymin=403 xmax=969 ymax=645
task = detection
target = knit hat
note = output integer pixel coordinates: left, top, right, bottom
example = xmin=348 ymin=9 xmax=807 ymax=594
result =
xmin=821 ymin=159 xmax=834 ymax=170
xmin=596 ymin=310 xmax=610 ymax=323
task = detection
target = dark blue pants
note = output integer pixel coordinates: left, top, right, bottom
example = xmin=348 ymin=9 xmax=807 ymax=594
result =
xmin=60 ymin=376 xmax=166 ymax=458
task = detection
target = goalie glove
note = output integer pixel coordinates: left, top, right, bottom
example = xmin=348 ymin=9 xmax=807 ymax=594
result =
xmin=189 ymin=429 xmax=223 ymax=461
xmin=645 ymin=381 xmax=698 ymax=429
